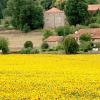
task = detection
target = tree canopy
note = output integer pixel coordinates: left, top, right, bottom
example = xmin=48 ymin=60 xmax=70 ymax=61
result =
xmin=65 ymin=0 xmax=89 ymax=25
xmin=0 ymin=0 xmax=8 ymax=19
xmin=6 ymin=0 xmax=44 ymax=31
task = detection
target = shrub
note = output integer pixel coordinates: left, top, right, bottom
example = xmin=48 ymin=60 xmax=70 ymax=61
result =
xmin=80 ymin=33 xmax=91 ymax=41
xmin=70 ymin=25 xmax=77 ymax=34
xmin=56 ymin=26 xmax=76 ymax=36
xmin=24 ymin=41 xmax=33 ymax=48
xmin=19 ymin=47 xmax=39 ymax=54
xmin=43 ymin=29 xmax=53 ymax=39
xmin=7 ymin=25 xmax=14 ymax=30
xmin=22 ymin=23 xmax=31 ymax=33
xmin=96 ymin=16 xmax=100 ymax=24
xmin=80 ymin=41 xmax=93 ymax=52
xmin=76 ymin=24 xmax=88 ymax=30
xmin=41 ymin=42 xmax=49 ymax=49
xmin=31 ymin=48 xmax=39 ymax=54
xmin=0 ymin=37 xmax=9 ymax=54
xmin=1 ymin=17 xmax=12 ymax=28
xmin=56 ymin=26 xmax=66 ymax=36
xmin=63 ymin=36 xmax=79 ymax=54
xmin=4 ymin=20 xmax=9 ymax=28
xmin=89 ymin=23 xmax=100 ymax=28
xmin=19 ymin=47 xmax=32 ymax=54
xmin=56 ymin=43 xmax=64 ymax=51
xmin=47 ymin=48 xmax=57 ymax=51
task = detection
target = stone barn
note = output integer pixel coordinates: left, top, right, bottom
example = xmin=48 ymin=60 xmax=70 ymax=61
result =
xmin=44 ymin=7 xmax=66 ymax=28
xmin=44 ymin=36 xmax=64 ymax=48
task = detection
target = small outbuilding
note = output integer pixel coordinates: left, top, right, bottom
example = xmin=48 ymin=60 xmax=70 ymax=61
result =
xmin=45 ymin=36 xmax=64 ymax=48
xmin=88 ymin=4 xmax=100 ymax=13
xmin=44 ymin=7 xmax=66 ymax=28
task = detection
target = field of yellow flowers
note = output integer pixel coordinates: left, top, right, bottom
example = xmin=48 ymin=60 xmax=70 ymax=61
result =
xmin=0 ymin=54 xmax=100 ymax=100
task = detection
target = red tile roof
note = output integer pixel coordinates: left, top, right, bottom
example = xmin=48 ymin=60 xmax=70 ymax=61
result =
xmin=45 ymin=7 xmax=64 ymax=13
xmin=75 ymin=28 xmax=100 ymax=39
xmin=45 ymin=36 xmax=64 ymax=42
xmin=88 ymin=5 xmax=100 ymax=12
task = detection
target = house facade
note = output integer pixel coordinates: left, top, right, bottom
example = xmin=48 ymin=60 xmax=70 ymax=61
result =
xmin=44 ymin=7 xmax=66 ymax=28
xmin=74 ymin=28 xmax=100 ymax=43
xmin=44 ymin=36 xmax=64 ymax=48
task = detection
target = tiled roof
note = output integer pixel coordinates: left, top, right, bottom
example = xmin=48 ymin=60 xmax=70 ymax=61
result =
xmin=45 ymin=7 xmax=64 ymax=13
xmin=88 ymin=5 xmax=100 ymax=12
xmin=45 ymin=36 xmax=64 ymax=42
xmin=75 ymin=28 xmax=100 ymax=39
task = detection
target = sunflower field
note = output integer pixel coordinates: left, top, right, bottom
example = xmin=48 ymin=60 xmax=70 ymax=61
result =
xmin=0 ymin=54 xmax=100 ymax=100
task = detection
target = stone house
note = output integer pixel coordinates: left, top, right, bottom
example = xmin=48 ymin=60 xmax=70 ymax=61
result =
xmin=74 ymin=28 xmax=100 ymax=43
xmin=44 ymin=7 xmax=66 ymax=28
xmin=88 ymin=4 xmax=100 ymax=13
xmin=44 ymin=36 xmax=64 ymax=48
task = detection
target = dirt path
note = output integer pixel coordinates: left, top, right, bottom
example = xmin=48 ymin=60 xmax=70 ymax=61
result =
xmin=0 ymin=30 xmax=43 ymax=51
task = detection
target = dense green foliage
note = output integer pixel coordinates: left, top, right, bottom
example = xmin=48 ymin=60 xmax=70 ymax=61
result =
xmin=40 ymin=0 xmax=54 ymax=10
xmin=0 ymin=0 xmax=8 ymax=19
xmin=0 ymin=0 xmax=4 ymax=19
xmin=86 ymin=0 xmax=98 ymax=4
xmin=20 ymin=40 xmax=39 ymax=54
xmin=79 ymin=33 xmax=93 ymax=52
xmin=89 ymin=23 xmax=100 ymax=28
xmin=0 ymin=37 xmax=9 ymax=54
xmin=55 ymin=0 xmax=66 ymax=10
xmin=56 ymin=26 xmax=76 ymax=36
xmin=19 ymin=47 xmax=39 ymax=54
xmin=6 ymin=0 xmax=43 ymax=31
xmin=80 ymin=41 xmax=93 ymax=52
xmin=63 ymin=36 xmax=79 ymax=54
xmin=65 ymin=0 xmax=89 ymax=25
xmin=41 ymin=42 xmax=49 ymax=50
xmin=24 ymin=41 xmax=33 ymax=48
xmin=80 ymin=33 xmax=91 ymax=41
xmin=43 ymin=29 xmax=54 ymax=39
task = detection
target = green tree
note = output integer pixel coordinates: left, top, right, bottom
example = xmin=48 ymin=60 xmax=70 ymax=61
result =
xmin=41 ymin=0 xmax=53 ymax=10
xmin=6 ymin=0 xmax=43 ymax=31
xmin=55 ymin=0 xmax=66 ymax=10
xmin=65 ymin=0 xmax=89 ymax=25
xmin=0 ymin=0 xmax=4 ymax=19
xmin=0 ymin=0 xmax=8 ymax=19
xmin=86 ymin=0 xmax=98 ymax=4
xmin=63 ymin=36 xmax=79 ymax=54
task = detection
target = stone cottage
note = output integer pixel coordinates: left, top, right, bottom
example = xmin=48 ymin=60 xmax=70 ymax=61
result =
xmin=74 ymin=28 xmax=100 ymax=43
xmin=44 ymin=7 xmax=66 ymax=28
xmin=44 ymin=36 xmax=64 ymax=48
xmin=88 ymin=4 xmax=100 ymax=13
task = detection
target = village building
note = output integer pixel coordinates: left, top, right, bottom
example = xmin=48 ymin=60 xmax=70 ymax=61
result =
xmin=44 ymin=36 xmax=64 ymax=48
xmin=44 ymin=7 xmax=66 ymax=28
xmin=88 ymin=4 xmax=100 ymax=13
xmin=74 ymin=28 xmax=100 ymax=43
